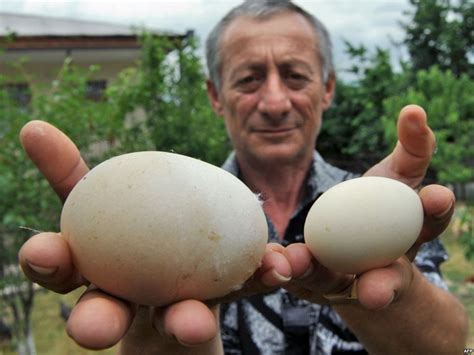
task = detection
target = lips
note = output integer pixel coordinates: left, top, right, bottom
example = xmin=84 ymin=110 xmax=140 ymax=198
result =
xmin=251 ymin=127 xmax=298 ymax=142
xmin=252 ymin=127 xmax=297 ymax=134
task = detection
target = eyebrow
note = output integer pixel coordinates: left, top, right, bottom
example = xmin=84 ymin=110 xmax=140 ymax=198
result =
xmin=227 ymin=63 xmax=264 ymax=83
xmin=228 ymin=59 xmax=315 ymax=81
xmin=280 ymin=60 xmax=315 ymax=74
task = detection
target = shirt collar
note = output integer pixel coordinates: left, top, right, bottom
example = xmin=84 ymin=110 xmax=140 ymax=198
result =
xmin=221 ymin=150 xmax=340 ymax=205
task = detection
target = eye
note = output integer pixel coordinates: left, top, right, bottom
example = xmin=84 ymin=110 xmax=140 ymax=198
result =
xmin=234 ymin=74 xmax=263 ymax=92
xmin=289 ymin=73 xmax=305 ymax=80
xmin=239 ymin=76 xmax=257 ymax=85
xmin=285 ymin=72 xmax=309 ymax=89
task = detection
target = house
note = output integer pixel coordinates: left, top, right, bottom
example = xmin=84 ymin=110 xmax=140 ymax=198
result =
xmin=0 ymin=12 xmax=188 ymax=102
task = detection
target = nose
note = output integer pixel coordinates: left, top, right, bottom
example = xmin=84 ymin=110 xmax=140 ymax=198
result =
xmin=257 ymin=74 xmax=291 ymax=121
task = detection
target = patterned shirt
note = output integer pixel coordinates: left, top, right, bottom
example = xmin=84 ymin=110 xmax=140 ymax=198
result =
xmin=220 ymin=151 xmax=448 ymax=355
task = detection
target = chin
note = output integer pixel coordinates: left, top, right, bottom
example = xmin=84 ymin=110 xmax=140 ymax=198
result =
xmin=249 ymin=146 xmax=308 ymax=166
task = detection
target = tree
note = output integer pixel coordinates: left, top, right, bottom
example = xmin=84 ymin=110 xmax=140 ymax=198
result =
xmin=402 ymin=0 xmax=474 ymax=78
xmin=382 ymin=66 xmax=474 ymax=191
xmin=319 ymin=43 xmax=401 ymax=173
xmin=0 ymin=56 xmax=116 ymax=354
xmin=0 ymin=75 xmax=55 ymax=355
xmin=0 ymin=31 xmax=229 ymax=354
xmin=106 ymin=33 xmax=229 ymax=165
xmin=458 ymin=205 xmax=474 ymax=262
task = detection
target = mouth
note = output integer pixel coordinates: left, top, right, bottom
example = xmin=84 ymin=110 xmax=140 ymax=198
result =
xmin=253 ymin=127 xmax=297 ymax=135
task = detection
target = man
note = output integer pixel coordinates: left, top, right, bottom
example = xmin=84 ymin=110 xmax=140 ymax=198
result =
xmin=19 ymin=1 xmax=467 ymax=354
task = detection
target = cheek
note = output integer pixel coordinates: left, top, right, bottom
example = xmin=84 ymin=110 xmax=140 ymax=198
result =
xmin=238 ymin=93 xmax=259 ymax=115
xmin=292 ymin=95 xmax=320 ymax=125
xmin=226 ymin=94 xmax=259 ymax=126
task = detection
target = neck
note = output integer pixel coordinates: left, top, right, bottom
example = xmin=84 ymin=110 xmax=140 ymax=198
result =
xmin=238 ymin=154 xmax=312 ymax=239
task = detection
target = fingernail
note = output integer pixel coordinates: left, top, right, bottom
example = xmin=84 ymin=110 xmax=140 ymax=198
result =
xmin=262 ymin=268 xmax=291 ymax=287
xmin=297 ymin=264 xmax=315 ymax=280
xmin=407 ymin=115 xmax=423 ymax=132
xmin=27 ymin=262 xmax=57 ymax=276
xmin=383 ymin=293 xmax=396 ymax=309
xmin=375 ymin=292 xmax=395 ymax=311
xmin=434 ymin=201 xmax=454 ymax=220
xmin=177 ymin=338 xmax=199 ymax=347
xmin=272 ymin=269 xmax=291 ymax=283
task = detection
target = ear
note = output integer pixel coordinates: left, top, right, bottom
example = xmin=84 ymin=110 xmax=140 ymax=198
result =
xmin=321 ymin=73 xmax=336 ymax=110
xmin=206 ymin=80 xmax=224 ymax=116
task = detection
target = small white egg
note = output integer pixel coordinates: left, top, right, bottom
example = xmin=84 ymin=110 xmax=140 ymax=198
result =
xmin=61 ymin=152 xmax=268 ymax=306
xmin=304 ymin=176 xmax=423 ymax=274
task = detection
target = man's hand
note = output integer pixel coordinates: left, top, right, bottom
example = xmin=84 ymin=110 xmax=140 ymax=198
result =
xmin=364 ymin=104 xmax=455 ymax=253
xmin=282 ymin=105 xmax=455 ymax=310
xmin=18 ymin=120 xmax=292 ymax=352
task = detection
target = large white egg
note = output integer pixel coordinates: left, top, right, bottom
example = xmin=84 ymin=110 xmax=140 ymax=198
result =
xmin=61 ymin=152 xmax=268 ymax=306
xmin=304 ymin=176 xmax=423 ymax=274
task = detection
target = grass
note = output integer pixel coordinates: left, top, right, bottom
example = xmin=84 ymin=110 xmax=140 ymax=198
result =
xmin=441 ymin=203 xmax=474 ymax=348
xmin=0 ymin=288 xmax=117 ymax=355
xmin=440 ymin=225 xmax=474 ymax=348
xmin=1 ymin=205 xmax=473 ymax=354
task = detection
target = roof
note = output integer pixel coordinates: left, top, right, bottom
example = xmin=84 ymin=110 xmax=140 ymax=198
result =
xmin=0 ymin=12 xmax=176 ymax=37
xmin=0 ymin=12 xmax=188 ymax=51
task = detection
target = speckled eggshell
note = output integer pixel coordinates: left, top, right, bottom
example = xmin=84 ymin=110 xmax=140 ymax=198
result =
xmin=61 ymin=152 xmax=268 ymax=306
xmin=304 ymin=176 xmax=423 ymax=274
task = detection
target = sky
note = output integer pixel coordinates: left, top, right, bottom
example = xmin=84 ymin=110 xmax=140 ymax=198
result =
xmin=0 ymin=0 xmax=414 ymax=76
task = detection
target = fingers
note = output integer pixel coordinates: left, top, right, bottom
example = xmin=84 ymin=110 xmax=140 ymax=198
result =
xmin=418 ymin=184 xmax=455 ymax=241
xmin=282 ymin=242 xmax=314 ymax=278
xmin=118 ymin=301 xmax=220 ymax=353
xmin=207 ymin=243 xmax=292 ymax=306
xmin=255 ymin=243 xmax=292 ymax=288
xmin=406 ymin=184 xmax=455 ymax=260
xmin=364 ymin=105 xmax=436 ymax=188
xmin=356 ymin=257 xmax=413 ymax=310
xmin=282 ymin=243 xmax=356 ymax=303
xmin=391 ymin=105 xmax=436 ymax=182
xmin=69 ymin=294 xmax=218 ymax=351
xmin=154 ymin=300 xmax=219 ymax=347
xmin=20 ymin=120 xmax=89 ymax=201
xmin=18 ymin=232 xmax=86 ymax=293
xmin=397 ymin=105 xmax=436 ymax=161
xmin=279 ymin=244 xmax=416 ymax=310
xmin=67 ymin=287 xmax=134 ymax=350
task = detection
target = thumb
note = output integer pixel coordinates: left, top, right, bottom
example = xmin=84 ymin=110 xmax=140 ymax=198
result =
xmin=364 ymin=105 xmax=436 ymax=188
xmin=153 ymin=300 xmax=219 ymax=347
xmin=20 ymin=120 xmax=89 ymax=201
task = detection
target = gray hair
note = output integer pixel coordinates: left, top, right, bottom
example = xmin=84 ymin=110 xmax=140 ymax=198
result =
xmin=205 ymin=0 xmax=334 ymax=91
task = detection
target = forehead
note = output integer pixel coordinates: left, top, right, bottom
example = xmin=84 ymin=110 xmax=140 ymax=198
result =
xmin=219 ymin=12 xmax=320 ymax=72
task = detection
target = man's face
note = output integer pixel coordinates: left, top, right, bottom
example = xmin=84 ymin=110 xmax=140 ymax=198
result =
xmin=208 ymin=11 xmax=335 ymax=167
